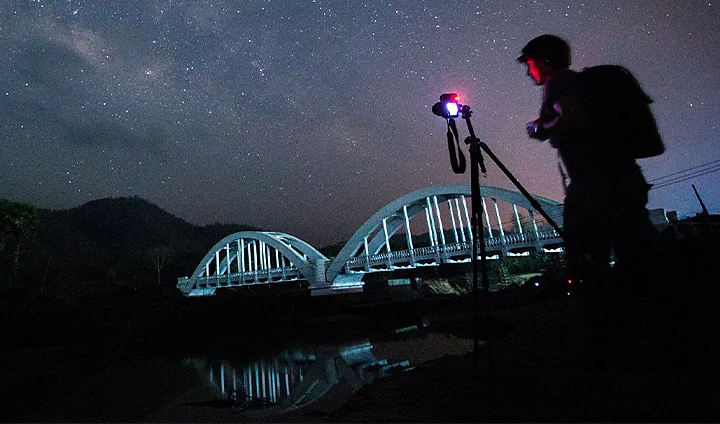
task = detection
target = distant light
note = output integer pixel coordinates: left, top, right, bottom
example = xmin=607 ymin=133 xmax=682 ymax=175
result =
xmin=534 ymin=282 xmax=540 ymax=287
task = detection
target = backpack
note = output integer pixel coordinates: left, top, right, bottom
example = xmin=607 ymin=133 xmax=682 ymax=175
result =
xmin=580 ymin=65 xmax=665 ymax=159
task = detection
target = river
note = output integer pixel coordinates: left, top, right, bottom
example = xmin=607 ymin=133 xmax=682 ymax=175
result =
xmin=21 ymin=318 xmax=473 ymax=422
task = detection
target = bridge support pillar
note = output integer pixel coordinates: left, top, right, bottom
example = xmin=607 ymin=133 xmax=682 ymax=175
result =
xmin=309 ymin=258 xmax=333 ymax=296
xmin=314 ymin=258 xmax=328 ymax=286
xmin=312 ymin=256 xmax=365 ymax=296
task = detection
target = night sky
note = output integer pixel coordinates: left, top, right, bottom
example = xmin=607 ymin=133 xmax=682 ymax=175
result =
xmin=1 ymin=1 xmax=718 ymax=248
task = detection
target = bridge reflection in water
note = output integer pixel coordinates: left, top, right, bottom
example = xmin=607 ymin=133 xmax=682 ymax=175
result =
xmin=182 ymin=342 xmax=405 ymax=416
xmin=180 ymin=329 xmax=472 ymax=417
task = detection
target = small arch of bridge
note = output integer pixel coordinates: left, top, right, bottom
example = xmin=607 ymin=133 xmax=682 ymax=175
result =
xmin=177 ymin=231 xmax=328 ymax=296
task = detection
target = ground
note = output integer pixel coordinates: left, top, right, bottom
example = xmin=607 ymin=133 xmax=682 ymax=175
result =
xmin=284 ymin=288 xmax=720 ymax=423
xmin=2 ymin=265 xmax=719 ymax=422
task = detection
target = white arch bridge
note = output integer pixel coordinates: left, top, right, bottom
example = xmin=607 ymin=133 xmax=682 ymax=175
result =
xmin=177 ymin=184 xmax=564 ymax=297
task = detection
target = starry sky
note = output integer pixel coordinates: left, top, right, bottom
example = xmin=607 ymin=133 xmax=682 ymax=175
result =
xmin=1 ymin=1 xmax=719 ymax=248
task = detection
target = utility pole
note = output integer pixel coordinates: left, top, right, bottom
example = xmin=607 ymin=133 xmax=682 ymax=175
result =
xmin=692 ymin=184 xmax=709 ymax=217
xmin=692 ymin=184 xmax=715 ymax=237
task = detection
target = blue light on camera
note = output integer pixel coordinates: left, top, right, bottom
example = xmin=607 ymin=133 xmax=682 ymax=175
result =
xmin=446 ymin=102 xmax=459 ymax=118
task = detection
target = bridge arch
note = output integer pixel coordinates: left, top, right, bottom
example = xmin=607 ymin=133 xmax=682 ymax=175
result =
xmin=177 ymin=231 xmax=328 ymax=296
xmin=325 ymin=184 xmax=563 ymax=283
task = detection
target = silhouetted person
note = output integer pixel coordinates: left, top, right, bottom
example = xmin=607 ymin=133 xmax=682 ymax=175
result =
xmin=518 ymin=35 xmax=664 ymax=356
xmin=519 ymin=34 xmax=659 ymax=289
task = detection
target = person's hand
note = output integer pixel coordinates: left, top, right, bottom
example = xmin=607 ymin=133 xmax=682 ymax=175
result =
xmin=526 ymin=119 xmax=549 ymax=140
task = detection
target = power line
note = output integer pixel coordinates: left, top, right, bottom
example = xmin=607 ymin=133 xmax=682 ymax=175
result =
xmin=499 ymin=159 xmax=720 ymax=228
xmin=650 ymin=164 xmax=720 ymax=190
xmin=647 ymin=158 xmax=720 ymax=184
xmin=476 ymin=158 xmax=720 ymax=230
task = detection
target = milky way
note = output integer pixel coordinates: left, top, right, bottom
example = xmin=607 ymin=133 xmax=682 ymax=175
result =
xmin=1 ymin=1 xmax=719 ymax=247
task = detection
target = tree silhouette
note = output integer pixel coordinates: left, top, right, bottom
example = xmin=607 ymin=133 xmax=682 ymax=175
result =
xmin=0 ymin=199 xmax=39 ymax=287
xmin=147 ymin=245 xmax=172 ymax=285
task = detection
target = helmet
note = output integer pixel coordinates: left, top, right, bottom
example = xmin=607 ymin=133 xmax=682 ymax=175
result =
xmin=517 ymin=34 xmax=571 ymax=68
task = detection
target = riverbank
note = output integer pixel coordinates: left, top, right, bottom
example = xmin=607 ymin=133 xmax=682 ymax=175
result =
xmin=2 ymin=263 xmax=719 ymax=422
xmin=324 ymin=241 xmax=720 ymax=422
xmin=140 ymin=283 xmax=719 ymax=423
xmin=330 ymin=295 xmax=720 ymax=423
xmin=0 ymin=284 xmax=465 ymax=422
xmin=0 ymin=282 xmax=547 ymax=422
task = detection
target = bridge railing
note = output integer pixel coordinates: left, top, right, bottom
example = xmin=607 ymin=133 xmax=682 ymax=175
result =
xmin=344 ymin=229 xmax=561 ymax=270
xmin=193 ymin=266 xmax=301 ymax=288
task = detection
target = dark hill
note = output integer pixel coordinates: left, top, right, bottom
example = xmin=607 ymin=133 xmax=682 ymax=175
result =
xmin=18 ymin=196 xmax=260 ymax=290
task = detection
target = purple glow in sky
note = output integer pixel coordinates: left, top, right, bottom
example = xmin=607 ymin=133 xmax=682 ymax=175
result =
xmin=1 ymin=1 xmax=718 ymax=247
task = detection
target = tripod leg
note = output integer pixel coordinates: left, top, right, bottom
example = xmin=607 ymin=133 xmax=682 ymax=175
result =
xmin=470 ymin=142 xmax=493 ymax=370
xmin=478 ymin=141 xmax=564 ymax=238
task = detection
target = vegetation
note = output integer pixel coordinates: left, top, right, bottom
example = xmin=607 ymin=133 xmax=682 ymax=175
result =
xmin=0 ymin=199 xmax=39 ymax=288
xmin=6 ymin=196 xmax=258 ymax=293
xmin=501 ymin=251 xmax=565 ymax=275
xmin=0 ymin=197 xmax=320 ymax=353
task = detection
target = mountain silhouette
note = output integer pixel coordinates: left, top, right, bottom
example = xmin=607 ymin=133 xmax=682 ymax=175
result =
xmin=18 ymin=196 xmax=260 ymax=287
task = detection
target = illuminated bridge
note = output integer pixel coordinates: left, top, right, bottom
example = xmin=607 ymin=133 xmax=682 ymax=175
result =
xmin=176 ymin=184 xmax=564 ymax=297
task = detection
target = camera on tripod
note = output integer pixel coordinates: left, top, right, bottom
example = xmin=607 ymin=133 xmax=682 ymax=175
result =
xmin=432 ymin=93 xmax=465 ymax=119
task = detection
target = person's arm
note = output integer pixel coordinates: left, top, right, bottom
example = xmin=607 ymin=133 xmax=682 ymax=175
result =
xmin=527 ymin=76 xmax=563 ymax=141
xmin=528 ymin=79 xmax=583 ymax=143
xmin=548 ymin=93 xmax=584 ymax=144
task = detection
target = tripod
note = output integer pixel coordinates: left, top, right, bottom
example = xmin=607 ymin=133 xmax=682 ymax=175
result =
xmin=444 ymin=103 xmax=565 ymax=369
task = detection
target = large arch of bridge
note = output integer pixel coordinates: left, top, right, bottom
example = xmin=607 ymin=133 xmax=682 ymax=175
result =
xmin=188 ymin=231 xmax=328 ymax=285
xmin=325 ymin=184 xmax=562 ymax=282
